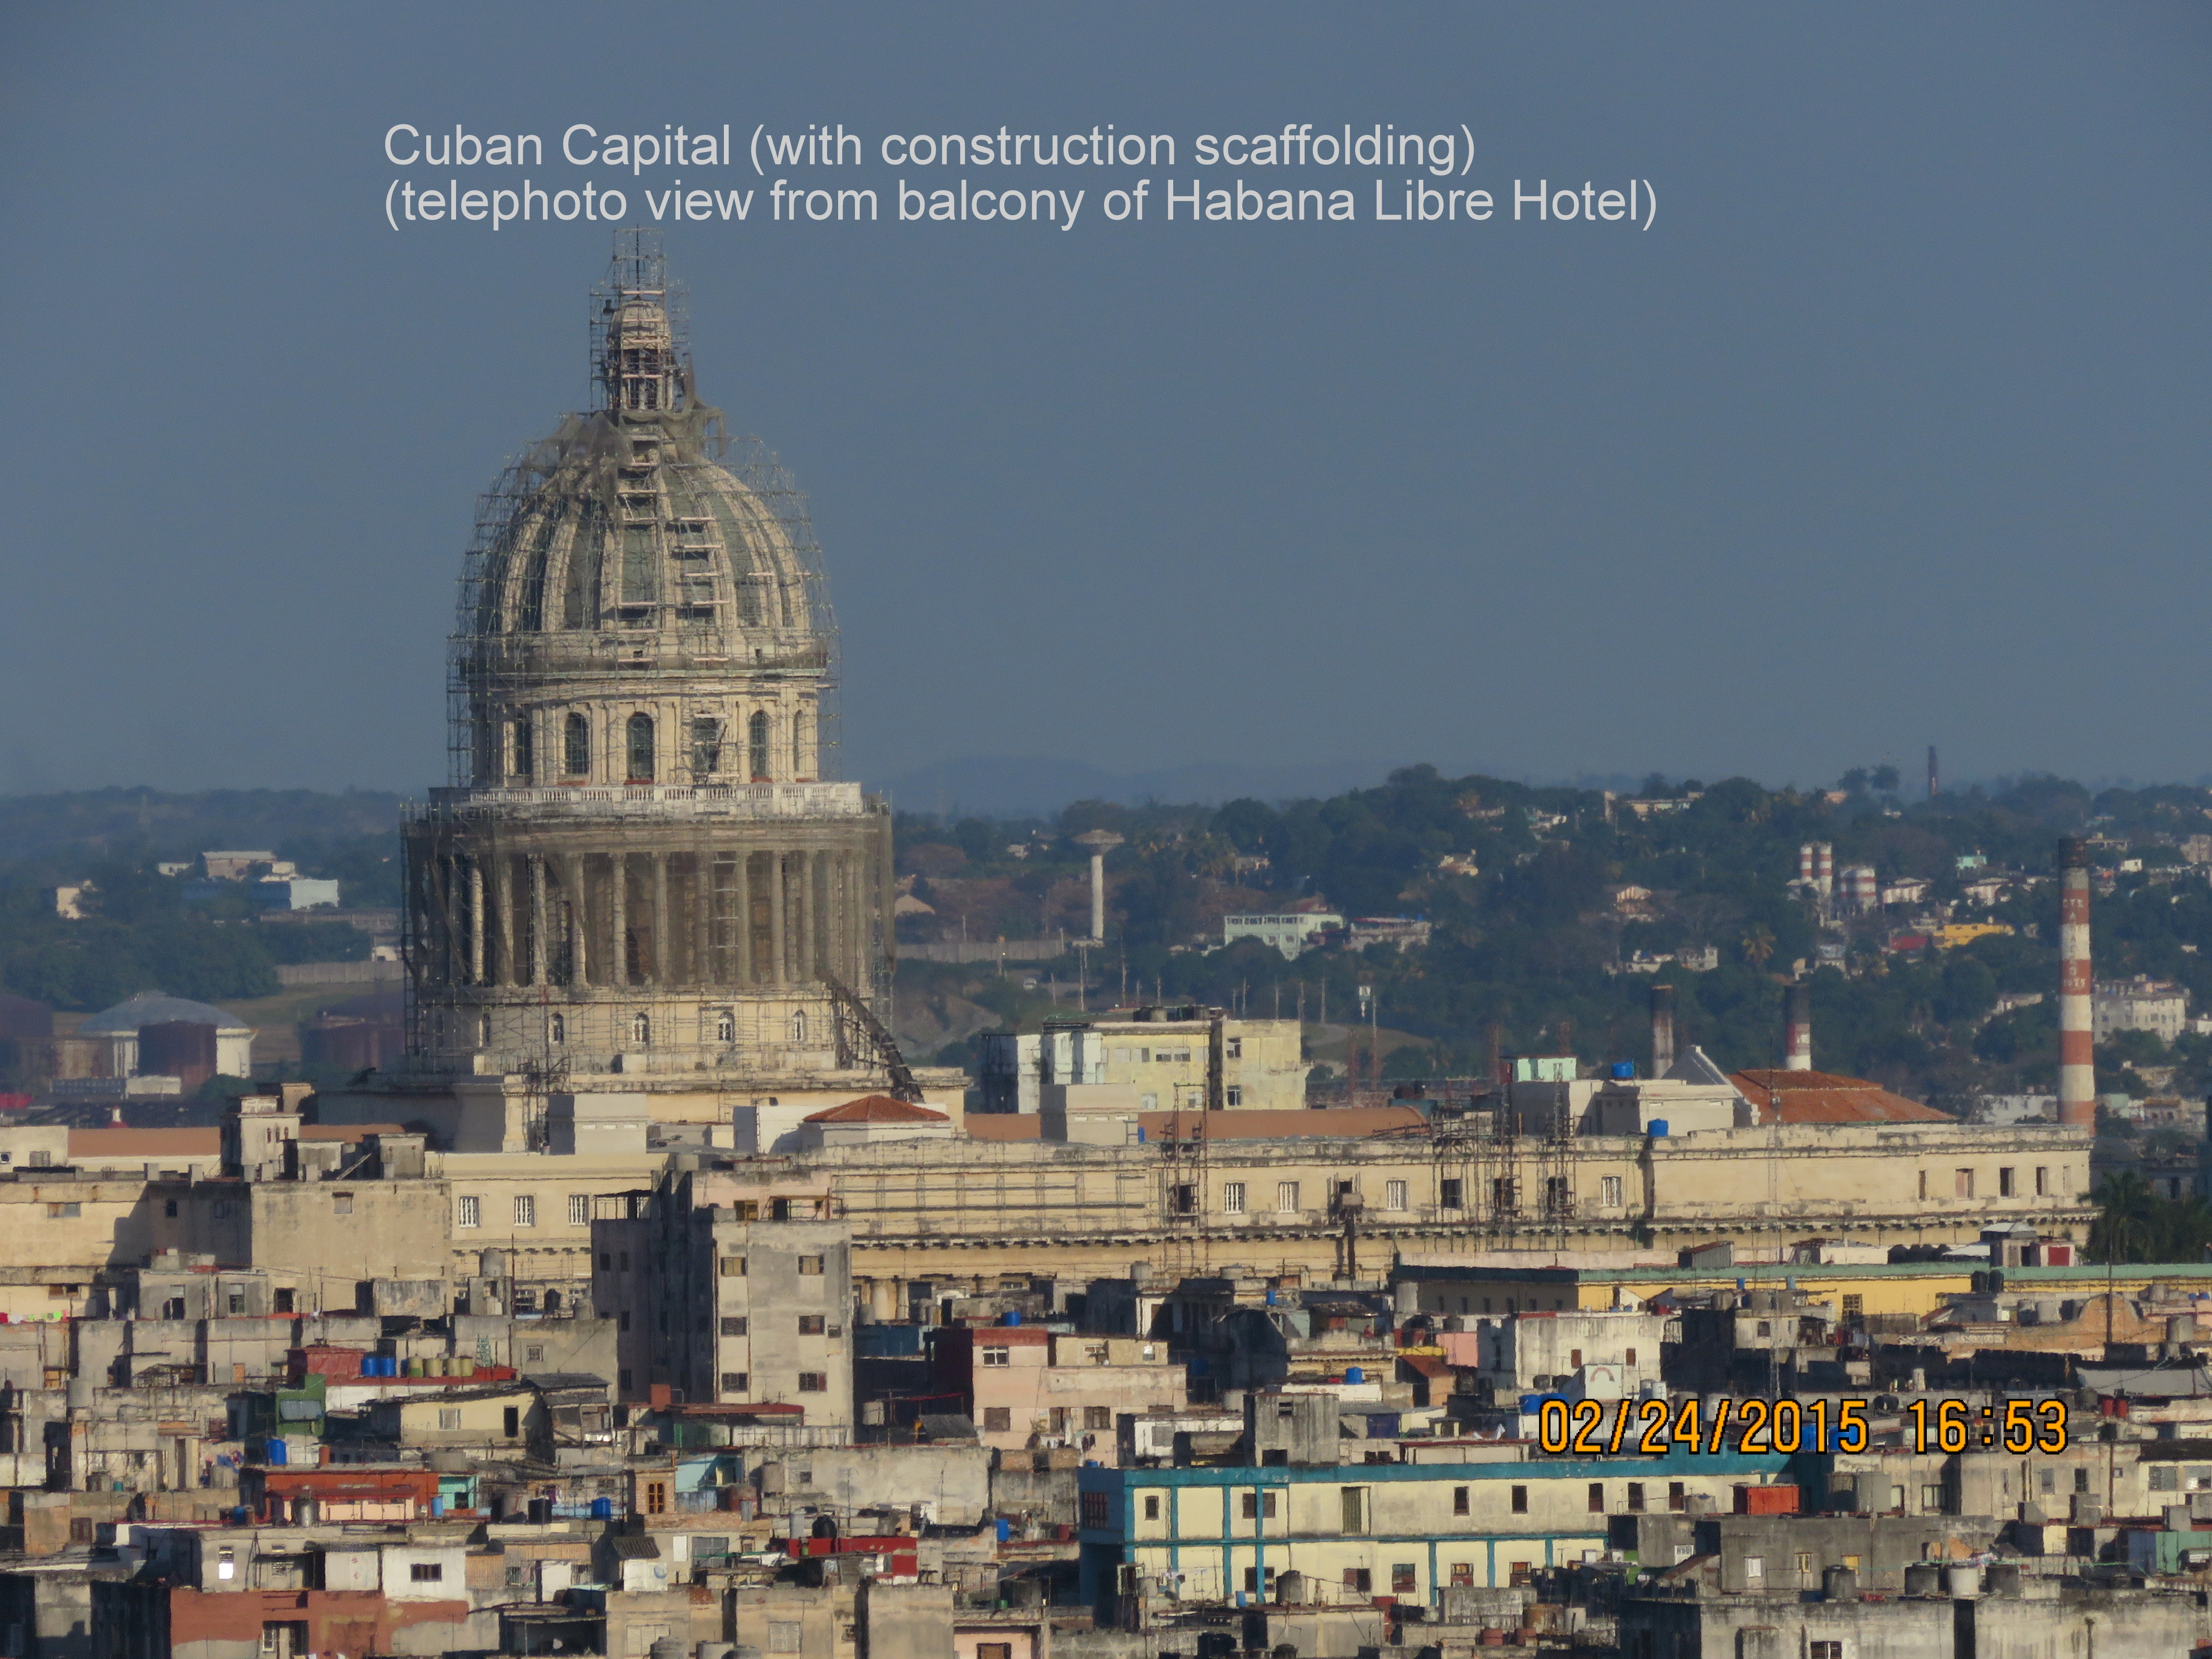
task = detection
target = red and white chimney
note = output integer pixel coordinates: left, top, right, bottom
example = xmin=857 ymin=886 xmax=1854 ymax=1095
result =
xmin=1784 ymin=981 xmax=1813 ymax=1072
xmin=2058 ymin=837 xmax=2095 ymax=1128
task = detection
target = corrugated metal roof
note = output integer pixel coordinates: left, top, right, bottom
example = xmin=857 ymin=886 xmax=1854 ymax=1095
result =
xmin=1731 ymin=1070 xmax=1951 ymax=1124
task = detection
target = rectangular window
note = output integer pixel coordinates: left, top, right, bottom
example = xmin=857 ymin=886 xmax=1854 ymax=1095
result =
xmin=457 ymin=1195 xmax=480 ymax=1228
xmin=1922 ymin=1484 xmax=1943 ymax=1511
xmin=410 ymin=1563 xmax=443 ymax=1582
xmin=1449 ymin=1563 xmax=1474 ymax=1587
xmin=503 ymin=1406 xmax=519 ymax=1437
xmin=1173 ymin=1185 xmax=1197 ymax=1215
xmin=1222 ymin=1085 xmax=1244 ymax=1106
xmin=797 ymin=1314 xmax=826 ymax=1335
xmin=1842 ymin=1294 xmax=1864 ymax=1322
xmin=1587 ymin=1482 xmax=1605 ymax=1514
xmin=46 ymin=1202 xmax=78 ymax=1219
xmin=1226 ymin=1037 xmax=1242 ymax=1059
xmin=332 ymin=1193 xmax=352 ymax=1216
xmin=797 ymin=1372 xmax=826 ymax=1393
xmin=1343 ymin=1568 xmax=1372 ymax=1594
xmin=798 ymin=1255 xmax=824 ymax=1275
xmin=514 ymin=1195 xmax=536 ymax=1226
xmin=1626 ymin=1482 xmax=1644 ymax=1513
xmin=721 ymin=1316 xmax=748 ymax=1336
xmin=2035 ymin=1165 xmax=2049 ymax=1196
xmin=982 ymin=1346 xmax=1010 ymax=1368
xmin=438 ymin=1408 xmax=462 ymax=1430
xmin=1954 ymin=1168 xmax=1974 ymax=1198
xmin=1811 ymin=1645 xmax=1843 ymax=1659
xmin=1668 ymin=1481 xmax=1685 ymax=1512
xmin=1241 ymin=1491 xmax=1278 ymax=1519
xmin=1223 ymin=1182 xmax=1246 ymax=1214
xmin=1511 ymin=1485 xmax=1528 ymax=1514
xmin=1277 ymin=1181 xmax=1301 ymax=1212
xmin=1508 ymin=1563 xmax=1531 ymax=1588
xmin=719 ymin=1256 xmax=747 ymax=1277
xmin=1743 ymin=1556 xmax=1763 ymax=1582
xmin=984 ymin=1407 xmax=1012 ymax=1432
xmin=721 ymin=1372 xmax=749 ymax=1394
xmin=1085 ymin=1405 xmax=1112 ymax=1431
xmin=644 ymin=1481 xmax=667 ymax=1515
xmin=1340 ymin=1487 xmax=1367 ymax=1533
xmin=1439 ymin=1178 xmax=1463 ymax=1209
xmin=567 ymin=1193 xmax=589 ymax=1226
xmin=1391 ymin=1563 xmax=1417 ymax=1594
xmin=1999 ymin=1167 xmax=2016 ymax=1197
xmin=768 ymin=1623 xmax=801 ymax=1655
xmin=1794 ymin=1552 xmax=1814 ymax=1575
xmin=1453 ymin=1486 xmax=1469 ymax=1515
xmin=1081 ymin=1492 xmax=1110 ymax=1529
xmin=977 ymin=1645 xmax=1013 ymax=1659
xmin=1600 ymin=1176 xmax=1623 ymax=1208
xmin=1385 ymin=1180 xmax=1408 ymax=1211
xmin=1143 ymin=1495 xmax=1161 ymax=1520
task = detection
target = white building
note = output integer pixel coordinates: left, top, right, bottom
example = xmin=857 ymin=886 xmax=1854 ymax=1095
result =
xmin=2094 ymin=977 xmax=2188 ymax=1042
xmin=1221 ymin=912 xmax=1342 ymax=960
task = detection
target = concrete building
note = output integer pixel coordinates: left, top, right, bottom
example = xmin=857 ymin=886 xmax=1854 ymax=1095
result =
xmin=1221 ymin=913 xmax=1343 ymax=960
xmin=2094 ymin=974 xmax=2189 ymax=1041
xmin=975 ymin=1008 xmax=1309 ymax=1115
xmin=590 ymin=1160 xmax=854 ymax=1419
xmin=930 ymin=1325 xmax=1185 ymax=1459
xmin=71 ymin=994 xmax=255 ymax=1083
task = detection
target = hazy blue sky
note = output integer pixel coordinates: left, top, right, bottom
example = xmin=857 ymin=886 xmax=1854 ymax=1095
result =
xmin=1 ymin=5 xmax=2205 ymax=800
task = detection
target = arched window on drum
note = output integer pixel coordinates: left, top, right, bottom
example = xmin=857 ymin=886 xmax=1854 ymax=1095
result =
xmin=626 ymin=713 xmax=655 ymax=783
xmin=748 ymin=711 xmax=771 ymax=781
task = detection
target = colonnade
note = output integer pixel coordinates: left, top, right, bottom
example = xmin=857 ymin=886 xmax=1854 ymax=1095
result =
xmin=413 ymin=841 xmax=878 ymax=992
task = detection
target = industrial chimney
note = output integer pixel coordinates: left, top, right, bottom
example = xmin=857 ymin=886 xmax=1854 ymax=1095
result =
xmin=2058 ymin=838 xmax=2095 ymax=1128
xmin=1784 ymin=981 xmax=1813 ymax=1072
xmin=1650 ymin=984 xmax=1676 ymax=1079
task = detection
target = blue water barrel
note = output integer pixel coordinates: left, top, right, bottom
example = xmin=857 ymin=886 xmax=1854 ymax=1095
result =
xmin=1611 ymin=1062 xmax=1635 ymax=1080
xmin=266 ymin=1439 xmax=287 ymax=1465
xmin=590 ymin=1497 xmax=612 ymax=1519
xmin=996 ymin=1517 xmax=1012 ymax=1542
xmin=1648 ymin=1119 xmax=1670 ymax=1137
xmin=1004 ymin=1310 xmax=1022 ymax=1326
xmin=1344 ymin=1365 xmax=1364 ymax=1384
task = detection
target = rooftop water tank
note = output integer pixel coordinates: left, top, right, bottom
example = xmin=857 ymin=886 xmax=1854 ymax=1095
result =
xmin=1344 ymin=1365 xmax=1364 ymax=1384
xmin=1648 ymin=1119 xmax=1670 ymax=1137
xmin=1611 ymin=1062 xmax=1634 ymax=1080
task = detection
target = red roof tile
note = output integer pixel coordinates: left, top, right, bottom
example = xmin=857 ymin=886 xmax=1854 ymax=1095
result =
xmin=804 ymin=1095 xmax=950 ymax=1124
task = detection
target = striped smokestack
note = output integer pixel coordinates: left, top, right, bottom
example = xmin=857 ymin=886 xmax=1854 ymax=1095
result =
xmin=2058 ymin=837 xmax=2095 ymax=1128
xmin=1784 ymin=981 xmax=1813 ymax=1072
xmin=1650 ymin=984 xmax=1676 ymax=1078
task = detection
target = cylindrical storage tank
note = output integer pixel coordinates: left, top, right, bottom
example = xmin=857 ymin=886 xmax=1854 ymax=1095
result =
xmin=1821 ymin=1565 xmax=1857 ymax=1602
xmin=590 ymin=1496 xmax=613 ymax=1519
xmin=406 ymin=1357 xmax=425 ymax=1377
xmin=651 ymin=1639 xmax=687 ymax=1659
xmin=1946 ymin=1565 xmax=1981 ymax=1599
xmin=1648 ymin=1120 xmax=1669 ymax=1138
xmin=431 ymin=1356 xmax=450 ymax=1377
xmin=265 ymin=1438 xmax=287 ymax=1466
xmin=1344 ymin=1365 xmax=1364 ymax=1384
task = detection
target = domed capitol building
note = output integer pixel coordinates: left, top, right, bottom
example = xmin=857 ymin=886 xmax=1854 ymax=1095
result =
xmin=326 ymin=233 xmax=959 ymax=1150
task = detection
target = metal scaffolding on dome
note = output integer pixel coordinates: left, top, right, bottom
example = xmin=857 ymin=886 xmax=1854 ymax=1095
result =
xmin=444 ymin=228 xmax=840 ymax=794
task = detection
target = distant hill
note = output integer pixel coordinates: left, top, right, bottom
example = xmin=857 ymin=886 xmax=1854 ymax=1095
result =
xmin=0 ymin=788 xmax=407 ymax=862
xmin=870 ymin=756 xmax=1408 ymax=818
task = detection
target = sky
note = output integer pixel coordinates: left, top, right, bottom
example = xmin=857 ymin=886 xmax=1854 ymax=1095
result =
xmin=0 ymin=5 xmax=2206 ymax=805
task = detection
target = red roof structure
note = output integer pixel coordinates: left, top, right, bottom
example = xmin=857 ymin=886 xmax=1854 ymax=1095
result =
xmin=1729 ymin=1069 xmax=1951 ymax=1126
xmin=804 ymin=1095 xmax=949 ymax=1124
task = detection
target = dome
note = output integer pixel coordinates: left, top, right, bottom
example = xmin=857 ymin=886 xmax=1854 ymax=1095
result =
xmin=448 ymin=232 xmax=836 ymax=789
xmin=78 ymin=993 xmax=252 ymax=1035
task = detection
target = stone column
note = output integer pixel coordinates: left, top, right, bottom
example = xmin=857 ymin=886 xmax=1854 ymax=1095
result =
xmin=529 ymin=855 xmax=548 ymax=986
xmin=564 ymin=854 xmax=588 ymax=985
xmin=768 ymin=851 xmax=787 ymax=985
xmin=734 ymin=852 xmax=753 ymax=986
xmin=651 ymin=853 xmax=670 ymax=985
xmin=467 ymin=858 xmax=486 ymax=985
xmin=798 ymin=849 xmax=817 ymax=981
xmin=492 ymin=854 xmax=514 ymax=987
xmin=689 ymin=849 xmax=710 ymax=986
xmin=610 ymin=852 xmax=629 ymax=987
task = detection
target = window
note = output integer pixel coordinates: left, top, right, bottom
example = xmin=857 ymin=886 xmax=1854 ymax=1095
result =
xmin=1449 ymin=1563 xmax=1474 ymax=1587
xmin=1954 ymin=1168 xmax=1974 ymax=1198
xmin=332 ymin=1193 xmax=353 ymax=1216
xmin=769 ymin=1623 xmax=802 ymax=1655
xmin=1340 ymin=1487 xmax=1367 ymax=1533
xmin=1921 ymin=1484 xmax=1943 ymax=1511
xmin=982 ymin=1346 xmax=1010 ymax=1368
xmin=454 ymin=1193 xmax=482 ymax=1227
xmin=2035 ymin=1165 xmax=2049 ymax=1196
xmin=565 ymin=711 xmax=590 ymax=776
xmin=503 ymin=1406 xmax=520 ymax=1437
xmin=525 ymin=1344 xmax=544 ymax=1363
xmin=720 ymin=1256 xmax=747 ymax=1276
xmin=716 ymin=1009 xmax=736 ymax=1043
xmin=1172 ymin=1184 xmax=1197 ymax=1215
xmin=1224 ymin=1086 xmax=1243 ymax=1106
xmin=1600 ymin=1176 xmax=1623 ymax=1208
xmin=549 ymin=1013 xmax=565 ymax=1045
xmin=793 ymin=1371 xmax=826 ymax=1394
xmin=1810 ymin=1645 xmax=1843 ymax=1659
xmin=410 ymin=1562 xmax=444 ymax=1582
xmin=1277 ymin=1181 xmax=1301 ymax=1212
xmin=1571 ymin=1349 xmax=1583 ymax=1368
xmin=721 ymin=1372 xmax=749 ymax=1393
xmin=691 ymin=716 xmax=723 ymax=778
xmin=1081 ymin=1492 xmax=1111 ymax=1529
xmin=1391 ymin=1563 xmax=1417 ymax=1594
xmin=798 ymin=1314 xmax=826 ymax=1335
xmin=1342 ymin=1568 xmax=1372 ymax=1594
xmin=977 ymin=1645 xmax=1014 ymax=1659
xmin=1508 ymin=1563 xmax=1532 ymax=1588
xmin=513 ymin=715 xmax=534 ymax=781
xmin=1918 ymin=1170 xmax=1928 ymax=1200
xmin=984 ymin=1407 xmax=1012 ymax=1432
xmin=1511 ymin=1485 xmax=1528 ymax=1514
xmin=2151 ymin=1465 xmax=2180 ymax=1491
xmin=721 ymin=1316 xmax=748 ymax=1336
xmin=1225 ymin=1036 xmax=1242 ymax=1059
xmin=567 ymin=1193 xmax=589 ymax=1226
xmin=438 ymin=1408 xmax=462 ymax=1430
xmin=1241 ymin=1491 xmax=1278 ymax=1519
xmin=1452 ymin=1486 xmax=1470 ymax=1515
xmin=1625 ymin=1348 xmax=1638 ymax=1366
xmin=1626 ymin=1482 xmax=1645 ymax=1512
xmin=1143 ymin=1494 xmax=1161 ymax=1520
xmin=1842 ymin=1294 xmax=1864 ymax=1322
xmin=1440 ymin=1178 xmax=1463 ymax=1209
xmin=644 ymin=1480 xmax=667 ymax=1515
xmin=1223 ymin=1182 xmax=1246 ymax=1214
xmin=1999 ymin=1166 xmax=2016 ymax=1197
xmin=631 ymin=1011 xmax=650 ymax=1045
xmin=1668 ymin=1481 xmax=1686 ymax=1512
xmin=1794 ymin=1552 xmax=1814 ymax=1575
xmin=625 ymin=712 xmax=655 ymax=782
xmin=798 ymin=1255 xmax=824 ymax=1275
xmin=1743 ymin=1556 xmax=1764 ymax=1582
xmin=1085 ymin=1405 xmax=1111 ymax=1431
xmin=46 ymin=1202 xmax=79 ymax=1219
xmin=513 ymin=1195 xmax=536 ymax=1226
xmin=2074 ymin=1468 xmax=2090 ymax=1493
xmin=748 ymin=710 xmax=771 ymax=780
xmin=1588 ymin=1482 xmax=1605 ymax=1513
xmin=274 ymin=1289 xmax=293 ymax=1314
xmin=1385 ymin=1180 xmax=1407 ymax=1211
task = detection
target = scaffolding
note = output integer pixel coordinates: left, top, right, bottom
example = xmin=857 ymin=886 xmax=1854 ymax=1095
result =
xmin=445 ymin=228 xmax=841 ymax=794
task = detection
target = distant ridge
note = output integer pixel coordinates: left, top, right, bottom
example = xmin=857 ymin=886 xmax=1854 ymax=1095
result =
xmin=871 ymin=757 xmax=1409 ymax=818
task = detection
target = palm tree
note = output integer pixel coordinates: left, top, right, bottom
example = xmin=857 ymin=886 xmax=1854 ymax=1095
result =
xmin=2088 ymin=1170 xmax=2161 ymax=1264
xmin=1740 ymin=925 xmax=1776 ymax=970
